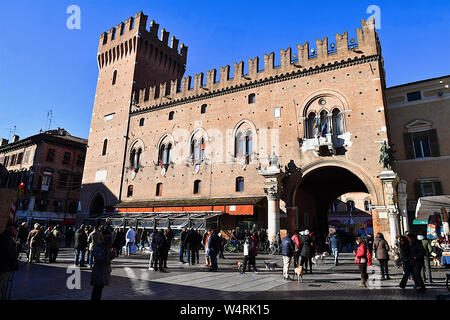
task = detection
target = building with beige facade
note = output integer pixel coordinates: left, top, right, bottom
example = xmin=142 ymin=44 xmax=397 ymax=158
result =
xmin=80 ymin=11 xmax=449 ymax=245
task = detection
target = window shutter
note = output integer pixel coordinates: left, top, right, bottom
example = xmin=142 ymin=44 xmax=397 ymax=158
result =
xmin=403 ymin=133 xmax=414 ymax=159
xmin=414 ymin=182 xmax=422 ymax=199
xmin=433 ymin=181 xmax=443 ymax=195
xmin=428 ymin=129 xmax=440 ymax=157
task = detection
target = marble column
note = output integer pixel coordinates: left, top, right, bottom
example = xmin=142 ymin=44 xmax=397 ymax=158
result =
xmin=379 ymin=170 xmax=401 ymax=245
xmin=397 ymin=180 xmax=409 ymax=234
xmin=259 ymin=166 xmax=285 ymax=244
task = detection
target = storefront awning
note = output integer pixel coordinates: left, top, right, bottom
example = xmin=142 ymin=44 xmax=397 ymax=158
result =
xmin=415 ymin=195 xmax=450 ymax=222
xmin=84 ymin=211 xmax=223 ymax=230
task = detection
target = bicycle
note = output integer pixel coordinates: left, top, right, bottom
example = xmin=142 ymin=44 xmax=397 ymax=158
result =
xmin=268 ymin=242 xmax=281 ymax=255
xmin=257 ymin=240 xmax=270 ymax=254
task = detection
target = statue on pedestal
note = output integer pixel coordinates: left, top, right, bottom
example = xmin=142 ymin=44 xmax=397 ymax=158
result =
xmin=379 ymin=141 xmax=395 ymax=170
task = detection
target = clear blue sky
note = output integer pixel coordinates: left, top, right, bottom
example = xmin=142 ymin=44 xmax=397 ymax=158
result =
xmin=1 ymin=0 xmax=449 ymax=140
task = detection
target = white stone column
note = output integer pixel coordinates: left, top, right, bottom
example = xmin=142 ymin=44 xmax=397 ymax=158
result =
xmin=397 ymin=180 xmax=409 ymax=234
xmin=259 ymin=165 xmax=284 ymax=244
xmin=379 ymin=170 xmax=401 ymax=245
xmin=267 ymin=194 xmax=280 ymax=244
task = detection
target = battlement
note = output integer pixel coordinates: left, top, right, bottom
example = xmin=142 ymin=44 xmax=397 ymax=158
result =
xmin=131 ymin=18 xmax=380 ymax=111
xmin=97 ymin=11 xmax=188 ymax=70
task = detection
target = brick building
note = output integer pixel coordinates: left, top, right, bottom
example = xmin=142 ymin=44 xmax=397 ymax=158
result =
xmin=0 ymin=128 xmax=87 ymax=226
xmin=80 ymin=11 xmax=448 ymax=244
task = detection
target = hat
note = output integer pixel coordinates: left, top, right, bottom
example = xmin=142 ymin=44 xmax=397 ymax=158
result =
xmin=417 ymin=235 xmax=424 ymax=241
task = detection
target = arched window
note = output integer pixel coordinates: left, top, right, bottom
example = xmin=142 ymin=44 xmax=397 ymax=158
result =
xmin=364 ymin=200 xmax=371 ymax=211
xmin=235 ymin=132 xmax=244 ymax=158
xmin=307 ymin=112 xmax=317 ymax=139
xmin=346 ymin=200 xmax=355 ymax=212
xmin=236 ymin=177 xmax=244 ymax=192
xmin=156 ymin=183 xmax=162 ymax=196
xmin=332 ymin=108 xmax=344 ymax=136
xmin=102 ymin=139 xmax=108 ymax=156
xmin=201 ymin=104 xmax=207 ymax=114
xmin=248 ymin=94 xmax=256 ymax=104
xmin=127 ymin=185 xmax=133 ymax=197
xmin=194 ymin=180 xmax=201 ymax=194
xmin=130 ymin=149 xmax=136 ymax=169
xmin=158 ymin=142 xmax=172 ymax=168
xmin=319 ymin=110 xmax=328 ymax=137
xmin=112 ymin=70 xmax=117 ymax=85
xmin=139 ymin=118 xmax=145 ymax=127
xmin=169 ymin=111 xmax=174 ymax=120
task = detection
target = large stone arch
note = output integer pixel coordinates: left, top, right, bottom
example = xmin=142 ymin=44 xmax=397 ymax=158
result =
xmin=89 ymin=191 xmax=106 ymax=216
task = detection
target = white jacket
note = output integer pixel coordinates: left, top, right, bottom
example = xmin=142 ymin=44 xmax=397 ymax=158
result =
xmin=126 ymin=229 xmax=136 ymax=243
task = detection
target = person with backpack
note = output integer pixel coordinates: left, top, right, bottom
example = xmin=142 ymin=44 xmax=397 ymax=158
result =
xmin=373 ymin=233 xmax=391 ymax=280
xmin=354 ymin=236 xmax=371 ymax=288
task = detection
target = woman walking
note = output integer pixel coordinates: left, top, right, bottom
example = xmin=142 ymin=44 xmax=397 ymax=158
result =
xmin=300 ymin=230 xmax=315 ymax=274
xmin=354 ymin=237 xmax=370 ymax=287
xmin=373 ymin=233 xmax=391 ymax=280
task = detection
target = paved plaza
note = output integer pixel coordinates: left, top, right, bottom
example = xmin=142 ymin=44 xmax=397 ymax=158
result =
xmin=9 ymin=247 xmax=450 ymax=300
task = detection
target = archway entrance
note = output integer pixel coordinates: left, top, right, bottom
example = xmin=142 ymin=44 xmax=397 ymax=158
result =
xmin=293 ymin=166 xmax=373 ymax=245
xmin=89 ymin=194 xmax=105 ymax=216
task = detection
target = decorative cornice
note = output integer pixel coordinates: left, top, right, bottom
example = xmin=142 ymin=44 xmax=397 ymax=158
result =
xmin=131 ymin=54 xmax=381 ymax=117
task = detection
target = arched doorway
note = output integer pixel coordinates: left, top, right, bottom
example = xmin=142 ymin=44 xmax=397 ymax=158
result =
xmin=89 ymin=194 xmax=105 ymax=216
xmin=293 ymin=166 xmax=374 ymax=242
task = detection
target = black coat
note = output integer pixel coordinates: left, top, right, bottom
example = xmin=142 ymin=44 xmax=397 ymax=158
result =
xmin=207 ymin=233 xmax=221 ymax=252
xmin=0 ymin=230 xmax=18 ymax=273
xmin=300 ymin=235 xmax=315 ymax=257
xmin=74 ymin=229 xmax=88 ymax=249
xmin=113 ymin=231 xmax=126 ymax=247
xmin=152 ymin=231 xmax=168 ymax=256
xmin=180 ymin=230 xmax=187 ymax=248
xmin=184 ymin=230 xmax=195 ymax=249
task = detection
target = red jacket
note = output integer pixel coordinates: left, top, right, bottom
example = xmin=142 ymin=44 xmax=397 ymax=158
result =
xmin=354 ymin=242 xmax=372 ymax=266
xmin=251 ymin=236 xmax=259 ymax=256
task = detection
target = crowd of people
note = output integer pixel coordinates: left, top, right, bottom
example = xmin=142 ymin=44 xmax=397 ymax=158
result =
xmin=1 ymin=219 xmax=449 ymax=300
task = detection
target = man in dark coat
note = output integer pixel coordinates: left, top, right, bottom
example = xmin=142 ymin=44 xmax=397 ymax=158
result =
xmin=281 ymin=232 xmax=295 ymax=280
xmin=0 ymin=223 xmax=19 ymax=298
xmin=74 ymin=225 xmax=88 ymax=267
xmin=179 ymin=227 xmax=187 ymax=263
xmin=65 ymin=226 xmax=74 ymax=248
xmin=207 ymin=229 xmax=221 ymax=272
xmin=16 ymin=222 xmax=28 ymax=258
xmin=112 ymin=228 xmax=125 ymax=256
xmin=401 ymin=233 xmax=426 ymax=293
xmin=184 ymin=228 xmax=195 ymax=265
xmin=300 ymin=230 xmax=315 ymax=274
xmin=152 ymin=230 xmax=168 ymax=272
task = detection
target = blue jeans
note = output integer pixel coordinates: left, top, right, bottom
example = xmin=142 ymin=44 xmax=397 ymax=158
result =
xmin=179 ymin=246 xmax=185 ymax=262
xmin=88 ymin=250 xmax=94 ymax=267
xmin=209 ymin=251 xmax=218 ymax=271
xmin=75 ymin=249 xmax=86 ymax=266
xmin=126 ymin=242 xmax=133 ymax=255
xmin=332 ymin=248 xmax=339 ymax=265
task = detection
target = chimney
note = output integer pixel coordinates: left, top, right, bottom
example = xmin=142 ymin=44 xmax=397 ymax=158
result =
xmin=12 ymin=135 xmax=19 ymax=143
xmin=0 ymin=138 xmax=8 ymax=146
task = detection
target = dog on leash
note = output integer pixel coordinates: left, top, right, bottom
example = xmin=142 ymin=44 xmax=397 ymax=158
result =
xmin=294 ymin=265 xmax=304 ymax=282
xmin=264 ymin=261 xmax=278 ymax=271
xmin=236 ymin=261 xmax=244 ymax=272
xmin=312 ymin=252 xmax=328 ymax=265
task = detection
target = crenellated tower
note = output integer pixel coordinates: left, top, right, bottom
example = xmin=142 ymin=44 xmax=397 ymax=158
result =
xmin=81 ymin=11 xmax=188 ymax=213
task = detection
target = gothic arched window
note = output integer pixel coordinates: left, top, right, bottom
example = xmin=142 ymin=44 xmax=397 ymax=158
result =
xmin=332 ymin=108 xmax=344 ymax=136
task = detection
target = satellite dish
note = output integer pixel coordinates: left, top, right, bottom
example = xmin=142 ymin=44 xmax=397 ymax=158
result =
xmin=194 ymin=164 xmax=200 ymax=174
xmin=330 ymin=43 xmax=336 ymax=49
xmin=350 ymin=38 xmax=356 ymax=44
xmin=131 ymin=171 xmax=136 ymax=180
xmin=161 ymin=167 xmax=166 ymax=177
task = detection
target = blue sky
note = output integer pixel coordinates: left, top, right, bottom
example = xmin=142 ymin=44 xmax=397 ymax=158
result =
xmin=1 ymin=0 xmax=449 ymax=140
